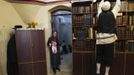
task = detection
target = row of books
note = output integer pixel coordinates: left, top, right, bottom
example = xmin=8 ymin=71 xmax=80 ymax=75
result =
xmin=73 ymin=15 xmax=96 ymax=26
xmin=116 ymin=15 xmax=128 ymax=26
xmin=73 ymin=27 xmax=94 ymax=39
xmin=126 ymin=30 xmax=134 ymax=40
xmin=117 ymin=27 xmax=126 ymax=40
xmin=72 ymin=5 xmax=97 ymax=14
xmin=73 ymin=40 xmax=134 ymax=52
xmin=73 ymin=40 xmax=95 ymax=51
xmin=115 ymin=41 xmax=126 ymax=52
xmin=73 ymin=15 xmax=133 ymax=26
xmin=72 ymin=1 xmax=133 ymax=13
xmin=115 ymin=40 xmax=134 ymax=52
xmin=103 ymin=1 xmax=134 ymax=12
xmin=85 ymin=40 xmax=95 ymax=51
xmin=127 ymin=41 xmax=134 ymax=51
xmin=128 ymin=3 xmax=134 ymax=12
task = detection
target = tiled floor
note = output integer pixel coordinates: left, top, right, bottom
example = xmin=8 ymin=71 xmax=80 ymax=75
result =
xmin=49 ymin=53 xmax=73 ymax=75
xmin=55 ymin=71 xmax=72 ymax=75
xmin=48 ymin=71 xmax=72 ymax=75
xmin=61 ymin=53 xmax=72 ymax=72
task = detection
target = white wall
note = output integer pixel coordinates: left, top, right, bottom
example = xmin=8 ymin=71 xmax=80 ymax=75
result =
xmin=0 ymin=0 xmax=71 ymax=75
xmin=0 ymin=0 xmax=26 ymax=75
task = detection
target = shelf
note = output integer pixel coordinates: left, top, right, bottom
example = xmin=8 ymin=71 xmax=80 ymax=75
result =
xmin=73 ymin=25 xmax=95 ymax=28
xmin=115 ymin=51 xmax=125 ymax=54
xmin=72 ymin=12 xmax=97 ymax=15
xmin=125 ymin=51 xmax=134 ymax=54
xmin=73 ymin=38 xmax=95 ymax=41
xmin=117 ymin=25 xmax=127 ymax=27
xmin=73 ymin=51 xmax=95 ymax=53
xmin=128 ymin=0 xmax=134 ymax=2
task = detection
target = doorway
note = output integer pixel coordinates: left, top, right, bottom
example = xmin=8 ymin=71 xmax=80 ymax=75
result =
xmin=51 ymin=9 xmax=72 ymax=72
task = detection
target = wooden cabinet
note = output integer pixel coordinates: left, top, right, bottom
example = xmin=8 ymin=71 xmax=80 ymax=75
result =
xmin=72 ymin=1 xmax=97 ymax=75
xmin=15 ymin=29 xmax=47 ymax=75
xmin=109 ymin=53 xmax=125 ymax=75
xmin=125 ymin=54 xmax=134 ymax=75
xmin=73 ymin=53 xmax=95 ymax=75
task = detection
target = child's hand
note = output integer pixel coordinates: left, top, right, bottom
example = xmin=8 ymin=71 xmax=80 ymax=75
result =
xmin=93 ymin=0 xmax=97 ymax=3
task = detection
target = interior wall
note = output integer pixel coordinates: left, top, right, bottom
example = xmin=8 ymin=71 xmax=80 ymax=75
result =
xmin=0 ymin=0 xmax=71 ymax=75
xmin=0 ymin=0 xmax=26 ymax=75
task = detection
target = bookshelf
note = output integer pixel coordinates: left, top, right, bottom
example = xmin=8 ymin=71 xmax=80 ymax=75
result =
xmin=125 ymin=1 xmax=134 ymax=75
xmin=72 ymin=0 xmax=134 ymax=75
xmin=72 ymin=1 xmax=96 ymax=75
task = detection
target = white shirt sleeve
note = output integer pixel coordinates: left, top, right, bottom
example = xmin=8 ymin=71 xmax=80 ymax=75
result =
xmin=97 ymin=0 xmax=104 ymax=17
xmin=112 ymin=0 xmax=121 ymax=18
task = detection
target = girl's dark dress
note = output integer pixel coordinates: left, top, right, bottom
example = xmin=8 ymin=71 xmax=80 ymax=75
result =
xmin=47 ymin=36 xmax=61 ymax=73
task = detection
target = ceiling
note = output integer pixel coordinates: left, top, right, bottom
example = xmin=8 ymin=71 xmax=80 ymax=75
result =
xmin=27 ymin=0 xmax=71 ymax=3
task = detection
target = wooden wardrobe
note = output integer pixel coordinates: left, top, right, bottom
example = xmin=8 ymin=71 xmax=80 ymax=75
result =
xmin=15 ymin=29 xmax=47 ymax=75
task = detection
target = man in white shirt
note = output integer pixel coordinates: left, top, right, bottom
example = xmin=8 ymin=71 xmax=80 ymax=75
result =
xmin=95 ymin=0 xmax=121 ymax=75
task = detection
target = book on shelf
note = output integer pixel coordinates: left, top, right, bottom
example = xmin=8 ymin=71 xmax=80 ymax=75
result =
xmin=72 ymin=7 xmax=77 ymax=13
xmin=72 ymin=4 xmax=96 ymax=14
xmin=91 ymin=3 xmax=97 ymax=13
xmin=84 ymin=14 xmax=93 ymax=26
xmin=126 ymin=29 xmax=134 ymax=40
xmin=93 ymin=17 xmax=96 ymax=25
xmin=117 ymin=27 xmax=126 ymax=40
xmin=121 ymin=1 xmax=127 ymax=12
xmin=72 ymin=6 xmax=86 ymax=13
xmin=85 ymin=40 xmax=95 ymax=50
xmin=73 ymin=15 xmax=84 ymax=26
xmin=127 ymin=40 xmax=134 ymax=52
xmin=115 ymin=40 xmax=126 ymax=52
xmin=129 ymin=15 xmax=134 ymax=25
xmin=85 ymin=6 xmax=91 ymax=13
xmin=116 ymin=16 xmax=122 ymax=26
xmin=128 ymin=3 xmax=134 ymax=12
xmin=129 ymin=15 xmax=133 ymax=25
xmin=116 ymin=15 xmax=129 ymax=26
xmin=88 ymin=27 xmax=93 ymax=39
xmin=74 ymin=28 xmax=88 ymax=39
xmin=79 ymin=6 xmax=85 ymax=13
xmin=122 ymin=15 xmax=128 ymax=25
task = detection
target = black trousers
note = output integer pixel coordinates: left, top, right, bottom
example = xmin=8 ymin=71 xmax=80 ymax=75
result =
xmin=96 ymin=43 xmax=114 ymax=66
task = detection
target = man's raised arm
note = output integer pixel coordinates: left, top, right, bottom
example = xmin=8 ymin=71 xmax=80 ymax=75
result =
xmin=112 ymin=0 xmax=121 ymax=18
xmin=97 ymin=0 xmax=104 ymax=17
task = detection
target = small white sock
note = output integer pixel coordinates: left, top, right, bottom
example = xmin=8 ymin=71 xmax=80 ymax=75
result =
xmin=105 ymin=66 xmax=110 ymax=75
xmin=96 ymin=63 xmax=101 ymax=74
xmin=105 ymin=73 xmax=108 ymax=75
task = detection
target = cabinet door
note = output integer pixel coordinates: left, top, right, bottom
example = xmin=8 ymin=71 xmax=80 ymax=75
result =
xmin=16 ymin=30 xmax=33 ymax=75
xmin=83 ymin=53 xmax=95 ymax=75
xmin=125 ymin=54 xmax=134 ymax=75
xmin=30 ymin=30 xmax=47 ymax=75
xmin=33 ymin=62 xmax=47 ymax=75
xmin=110 ymin=53 xmax=125 ymax=75
xmin=16 ymin=30 xmax=47 ymax=75
xmin=30 ymin=30 xmax=46 ymax=61
xmin=18 ymin=64 xmax=33 ymax=75
xmin=16 ymin=30 xmax=32 ymax=63
xmin=73 ymin=53 xmax=83 ymax=75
